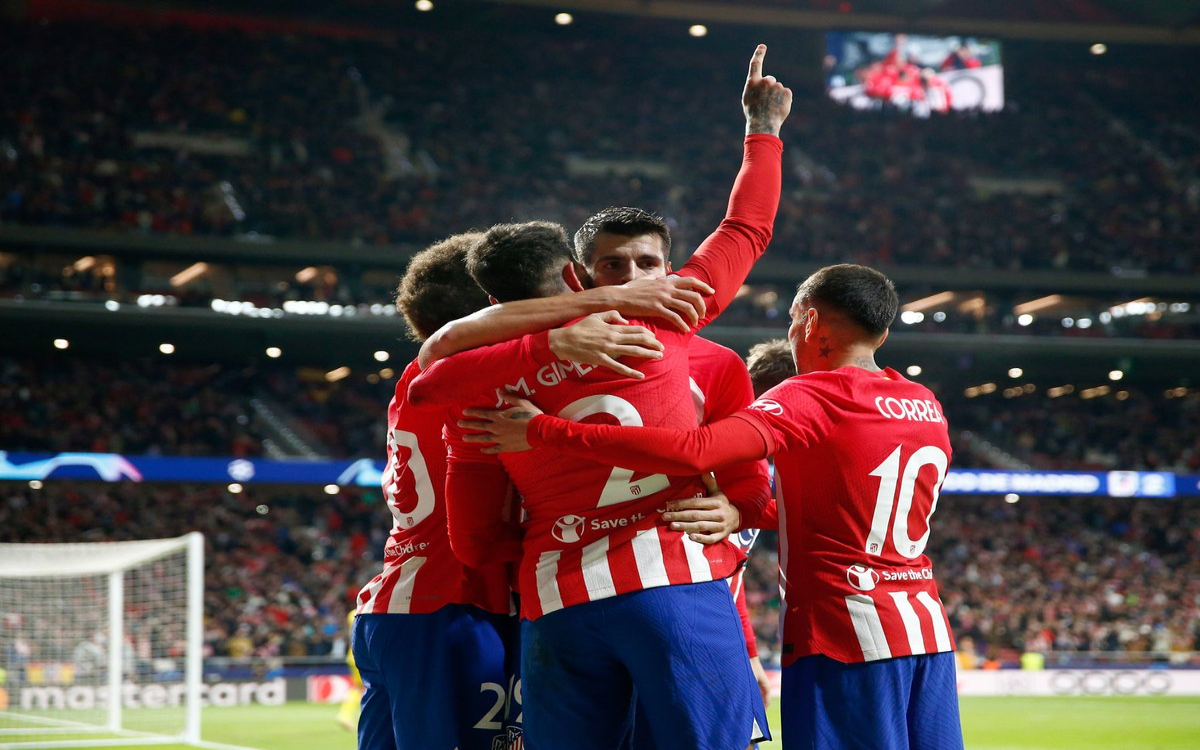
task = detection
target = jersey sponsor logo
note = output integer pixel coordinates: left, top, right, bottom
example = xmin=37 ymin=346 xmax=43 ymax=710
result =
xmin=551 ymin=511 xmax=649 ymax=544
xmin=750 ymin=398 xmax=784 ymax=416
xmin=881 ymin=567 xmax=934 ymax=582
xmin=846 ymin=564 xmax=881 ymax=592
xmin=384 ymin=538 xmax=431 ymax=561
xmin=551 ymin=514 xmax=586 ymax=544
xmin=874 ymin=396 xmax=944 ymax=423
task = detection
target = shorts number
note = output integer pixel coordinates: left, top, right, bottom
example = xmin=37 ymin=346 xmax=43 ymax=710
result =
xmin=865 ymin=445 xmax=948 ymax=559
xmin=474 ymin=682 xmax=506 ymax=731
xmin=557 ymin=395 xmax=670 ymax=507
xmin=381 ymin=429 xmax=435 ymax=529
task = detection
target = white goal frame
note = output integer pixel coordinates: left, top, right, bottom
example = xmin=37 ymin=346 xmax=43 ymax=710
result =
xmin=0 ymin=533 xmax=204 ymax=749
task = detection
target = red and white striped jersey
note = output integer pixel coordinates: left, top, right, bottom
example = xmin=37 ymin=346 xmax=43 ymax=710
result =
xmin=354 ymin=360 xmax=512 ymax=617
xmin=741 ymin=367 xmax=955 ymax=666
xmin=443 ymin=323 xmax=747 ymax=620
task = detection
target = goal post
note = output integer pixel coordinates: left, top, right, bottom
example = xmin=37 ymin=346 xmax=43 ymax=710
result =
xmin=0 ymin=533 xmax=204 ymax=749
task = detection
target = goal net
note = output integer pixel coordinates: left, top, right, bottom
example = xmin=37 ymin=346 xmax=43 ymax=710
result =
xmin=0 ymin=533 xmax=203 ymax=749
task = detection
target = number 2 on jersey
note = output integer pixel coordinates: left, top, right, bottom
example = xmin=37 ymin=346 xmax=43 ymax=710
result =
xmin=557 ymin=395 xmax=670 ymax=507
xmin=865 ymin=445 xmax=948 ymax=559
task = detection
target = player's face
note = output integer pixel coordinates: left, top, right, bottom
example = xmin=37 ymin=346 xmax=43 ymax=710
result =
xmin=587 ymin=232 xmax=670 ymax=287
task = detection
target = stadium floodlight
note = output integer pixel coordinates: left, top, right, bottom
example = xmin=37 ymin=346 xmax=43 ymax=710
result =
xmin=0 ymin=534 xmax=204 ymax=748
xmin=688 ymin=24 xmax=707 ymax=37
xmin=52 ymin=340 xmax=69 ymax=350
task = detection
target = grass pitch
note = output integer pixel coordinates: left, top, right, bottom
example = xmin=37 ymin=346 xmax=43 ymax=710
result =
xmin=11 ymin=696 xmax=1198 ymax=749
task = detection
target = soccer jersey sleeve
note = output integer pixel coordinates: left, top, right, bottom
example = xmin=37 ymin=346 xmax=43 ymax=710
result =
xmin=698 ymin=349 xmax=771 ymax=530
xmin=677 ymin=134 xmax=783 ymax=327
xmin=444 ymin=418 xmax=523 ymax=569
xmin=408 ymin=330 xmax=555 ymax=409
xmin=734 ymin=580 xmax=759 ymax=658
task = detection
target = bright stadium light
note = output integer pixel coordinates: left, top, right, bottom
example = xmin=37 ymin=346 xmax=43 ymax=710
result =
xmin=374 ymin=350 xmax=390 ymax=362
xmin=1091 ymin=43 xmax=1107 ymax=55
xmin=1017 ymin=314 xmax=1034 ymax=326
xmin=159 ymin=343 xmax=176 ymax=354
xmin=1008 ymin=367 xmax=1023 ymax=378
xmin=1109 ymin=370 xmax=1124 ymax=381
xmin=555 ymin=12 xmax=573 ymax=25
xmin=906 ymin=365 xmax=922 ymax=377
xmin=256 ymin=504 xmax=269 ymax=515
xmin=324 ymin=485 xmax=340 ymax=495
xmin=105 ymin=300 xmax=120 ymax=311
xmin=688 ymin=24 xmax=708 ymax=37
xmin=899 ymin=311 xmax=924 ymax=325
xmin=415 ymin=0 xmax=434 ymax=11
xmin=53 ymin=338 xmax=69 ymax=350
xmin=266 ymin=347 xmax=282 ymax=358
xmin=29 ymin=480 xmax=44 ymax=490
xmin=1004 ymin=493 xmax=1020 ymax=504
xmin=227 ymin=483 xmax=243 ymax=494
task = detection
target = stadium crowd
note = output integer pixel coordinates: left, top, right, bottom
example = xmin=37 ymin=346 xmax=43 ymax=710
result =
xmin=2 ymin=21 xmax=1197 ymax=275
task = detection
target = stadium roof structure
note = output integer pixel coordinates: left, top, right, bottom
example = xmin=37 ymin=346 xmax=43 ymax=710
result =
xmin=40 ymin=0 xmax=1200 ymax=43
xmin=474 ymin=0 xmax=1200 ymax=43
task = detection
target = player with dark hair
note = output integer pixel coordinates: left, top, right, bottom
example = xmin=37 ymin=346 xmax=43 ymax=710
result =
xmin=746 ymin=338 xmax=796 ymax=398
xmin=408 ymin=44 xmax=791 ymax=749
xmin=466 ymin=263 xmax=965 ymax=750
xmin=352 ymin=232 xmax=714 ymax=750
xmin=573 ymin=206 xmax=673 ymax=275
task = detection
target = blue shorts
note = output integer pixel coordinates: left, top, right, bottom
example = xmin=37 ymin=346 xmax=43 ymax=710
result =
xmin=781 ymin=651 xmax=963 ymax=750
xmin=520 ymin=580 xmax=770 ymax=750
xmin=352 ymin=606 xmax=512 ymax=750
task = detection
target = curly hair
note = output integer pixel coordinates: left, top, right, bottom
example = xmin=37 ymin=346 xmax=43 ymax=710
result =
xmin=395 ymin=232 xmax=490 ymax=342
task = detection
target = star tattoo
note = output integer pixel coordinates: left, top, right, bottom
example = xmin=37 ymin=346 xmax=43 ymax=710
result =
xmin=819 ymin=347 xmax=832 ymax=358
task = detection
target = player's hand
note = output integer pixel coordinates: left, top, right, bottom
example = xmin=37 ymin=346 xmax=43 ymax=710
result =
xmin=750 ymin=655 xmax=771 ymax=709
xmin=548 ymin=311 xmax=663 ymax=379
xmin=660 ymin=474 xmax=741 ymax=544
xmin=612 ymin=276 xmax=713 ymax=333
xmin=460 ymin=395 xmax=543 ymax=453
xmin=743 ymin=44 xmax=793 ymax=136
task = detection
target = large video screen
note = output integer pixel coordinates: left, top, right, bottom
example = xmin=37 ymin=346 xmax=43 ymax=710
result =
xmin=825 ymin=32 xmax=1004 ymax=116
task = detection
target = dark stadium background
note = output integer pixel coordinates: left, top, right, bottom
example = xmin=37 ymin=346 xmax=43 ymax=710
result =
xmin=1 ymin=0 xmax=1198 ymax=740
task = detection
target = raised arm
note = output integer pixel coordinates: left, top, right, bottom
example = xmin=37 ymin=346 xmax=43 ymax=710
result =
xmin=678 ymin=44 xmax=793 ymax=327
xmin=418 ymin=276 xmax=712 ymax=369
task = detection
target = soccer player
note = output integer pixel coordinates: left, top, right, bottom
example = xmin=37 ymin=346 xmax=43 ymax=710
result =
xmin=575 ymin=206 xmax=774 ymax=733
xmin=465 ymin=264 xmax=965 ymax=750
xmin=410 ymin=44 xmax=791 ymax=749
xmin=351 ymin=232 xmax=711 ymax=750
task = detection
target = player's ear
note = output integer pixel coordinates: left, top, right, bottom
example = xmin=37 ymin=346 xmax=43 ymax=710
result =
xmin=488 ymin=295 xmax=499 ymax=306
xmin=876 ymin=328 xmax=889 ymax=348
xmin=563 ymin=262 xmax=590 ymax=292
xmin=804 ymin=307 xmax=820 ymax=341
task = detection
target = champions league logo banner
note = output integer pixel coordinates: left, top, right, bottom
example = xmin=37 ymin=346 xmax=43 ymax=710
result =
xmin=0 ymin=451 xmax=1188 ymax=498
xmin=825 ymin=31 xmax=1004 ymax=116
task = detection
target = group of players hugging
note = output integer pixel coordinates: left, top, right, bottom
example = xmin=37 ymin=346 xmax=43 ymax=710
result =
xmin=347 ymin=45 xmax=964 ymax=750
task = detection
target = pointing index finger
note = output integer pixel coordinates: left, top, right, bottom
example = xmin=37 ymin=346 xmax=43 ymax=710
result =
xmin=748 ymin=44 xmax=766 ymax=81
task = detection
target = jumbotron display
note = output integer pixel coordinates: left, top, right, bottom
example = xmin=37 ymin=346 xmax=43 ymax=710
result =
xmin=825 ymin=31 xmax=1004 ymax=115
